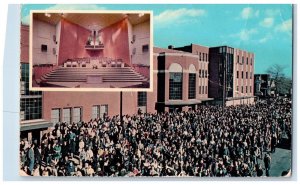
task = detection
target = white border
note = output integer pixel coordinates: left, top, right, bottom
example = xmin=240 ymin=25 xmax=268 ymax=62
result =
xmin=29 ymin=10 xmax=154 ymax=92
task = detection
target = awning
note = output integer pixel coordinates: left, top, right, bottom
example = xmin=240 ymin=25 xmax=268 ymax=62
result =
xmin=20 ymin=119 xmax=53 ymax=131
xmin=157 ymin=99 xmax=202 ymax=106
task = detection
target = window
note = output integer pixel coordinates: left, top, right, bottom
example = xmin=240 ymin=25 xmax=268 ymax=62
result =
xmin=237 ymin=56 xmax=239 ymax=63
xmin=246 ymin=58 xmax=248 ymax=65
xmin=250 ymin=72 xmax=252 ymax=79
xmin=202 ymin=53 xmax=205 ymax=61
xmin=51 ymin=109 xmax=60 ymax=124
xmin=250 ymin=86 xmax=252 ymax=93
xmin=202 ymin=86 xmax=205 ymax=94
xmin=20 ymin=64 xmax=42 ymax=121
xmin=92 ymin=105 xmax=107 ymax=119
xmin=202 ymin=70 xmax=205 ymax=78
xmin=169 ymin=72 xmax=183 ymax=100
xmin=199 ymin=52 xmax=201 ymax=61
xmin=241 ymin=86 xmax=244 ymax=93
xmin=142 ymin=45 xmax=149 ymax=53
xmin=246 ymin=72 xmax=248 ymax=79
xmin=205 ymin=53 xmax=208 ymax=61
xmin=188 ymin=73 xmax=196 ymax=99
xmin=205 ymin=70 xmax=208 ymax=78
xmin=242 ymin=71 xmax=244 ymax=79
xmin=92 ymin=105 xmax=100 ymax=119
xmin=199 ymin=70 xmax=202 ymax=78
xmin=41 ymin=44 xmax=47 ymax=52
xmin=73 ymin=107 xmax=82 ymax=123
xmin=20 ymin=64 xmax=42 ymax=96
xmin=100 ymin=105 xmax=108 ymax=118
xmin=237 ymin=71 xmax=239 ymax=78
xmin=246 ymin=86 xmax=248 ymax=93
xmin=199 ymin=86 xmax=202 ymax=94
xmin=205 ymin=86 xmax=208 ymax=94
xmin=62 ymin=108 xmax=71 ymax=124
xmin=138 ymin=92 xmax=147 ymax=106
xmin=242 ymin=57 xmax=244 ymax=64
xmin=20 ymin=98 xmax=42 ymax=121
xmin=132 ymin=48 xmax=136 ymax=55
xmin=237 ymin=86 xmax=239 ymax=92
xmin=250 ymin=58 xmax=253 ymax=65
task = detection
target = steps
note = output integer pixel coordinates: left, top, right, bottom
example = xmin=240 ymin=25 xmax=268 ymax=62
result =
xmin=40 ymin=67 xmax=149 ymax=84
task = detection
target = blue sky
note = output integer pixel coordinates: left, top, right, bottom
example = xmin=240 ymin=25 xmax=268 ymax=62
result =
xmin=21 ymin=4 xmax=293 ymax=77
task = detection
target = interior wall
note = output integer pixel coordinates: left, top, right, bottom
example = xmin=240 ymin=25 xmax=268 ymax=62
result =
xmin=131 ymin=20 xmax=150 ymax=66
xmin=99 ymin=18 xmax=131 ymax=66
xmin=55 ymin=21 xmax=61 ymax=65
xmin=32 ymin=19 xmax=57 ymax=65
xmin=58 ymin=19 xmax=101 ymax=66
xmin=127 ymin=20 xmax=133 ymax=64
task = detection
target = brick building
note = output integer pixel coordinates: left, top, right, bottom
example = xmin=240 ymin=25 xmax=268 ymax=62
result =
xmin=20 ymin=25 xmax=255 ymax=142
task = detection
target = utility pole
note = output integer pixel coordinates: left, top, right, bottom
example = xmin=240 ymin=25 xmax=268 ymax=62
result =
xmin=120 ymin=91 xmax=123 ymax=124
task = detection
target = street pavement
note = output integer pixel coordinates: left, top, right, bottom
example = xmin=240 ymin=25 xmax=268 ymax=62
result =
xmin=258 ymin=148 xmax=292 ymax=177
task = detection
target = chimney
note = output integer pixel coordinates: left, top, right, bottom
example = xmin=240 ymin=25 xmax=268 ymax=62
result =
xmin=168 ymin=45 xmax=174 ymax=49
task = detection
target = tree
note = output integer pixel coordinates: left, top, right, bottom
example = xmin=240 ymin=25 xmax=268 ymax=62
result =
xmin=266 ymin=64 xmax=292 ymax=95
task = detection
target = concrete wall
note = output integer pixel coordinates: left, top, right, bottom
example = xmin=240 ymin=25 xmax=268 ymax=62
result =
xmin=131 ymin=20 xmax=150 ymax=66
xmin=32 ymin=19 xmax=57 ymax=65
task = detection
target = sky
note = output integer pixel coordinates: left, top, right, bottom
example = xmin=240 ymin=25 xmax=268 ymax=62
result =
xmin=21 ymin=4 xmax=293 ymax=77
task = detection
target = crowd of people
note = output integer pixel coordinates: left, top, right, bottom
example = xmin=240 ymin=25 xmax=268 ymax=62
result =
xmin=19 ymin=97 xmax=292 ymax=177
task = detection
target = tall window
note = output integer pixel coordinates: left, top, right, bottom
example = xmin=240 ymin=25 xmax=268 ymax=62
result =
xmin=237 ymin=71 xmax=239 ymax=78
xmin=51 ymin=109 xmax=60 ymax=124
xmin=73 ymin=107 xmax=82 ymax=123
xmin=199 ymin=52 xmax=202 ymax=61
xmin=62 ymin=108 xmax=71 ymax=124
xmin=92 ymin=105 xmax=100 ymax=119
xmin=205 ymin=86 xmax=208 ymax=94
xmin=241 ymin=86 xmax=244 ymax=93
xmin=188 ymin=73 xmax=196 ymax=99
xmin=242 ymin=71 xmax=244 ymax=79
xmin=246 ymin=72 xmax=248 ymax=79
xmin=100 ymin=105 xmax=108 ymax=118
xmin=169 ymin=73 xmax=183 ymax=100
xmin=20 ymin=64 xmax=42 ymax=121
xmin=138 ymin=92 xmax=147 ymax=106
xmin=92 ymin=105 xmax=108 ymax=119
xmin=199 ymin=86 xmax=202 ymax=94
xmin=199 ymin=70 xmax=202 ymax=78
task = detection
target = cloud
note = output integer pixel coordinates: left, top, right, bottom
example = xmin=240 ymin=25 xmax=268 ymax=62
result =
xmin=241 ymin=7 xmax=259 ymax=19
xmin=265 ymin=9 xmax=281 ymax=17
xmin=260 ymin=17 xmax=274 ymax=27
xmin=231 ymin=28 xmax=258 ymax=41
xmin=259 ymin=34 xmax=272 ymax=43
xmin=21 ymin=4 xmax=106 ymax=25
xmin=154 ymin=8 xmax=206 ymax=25
xmin=275 ymin=19 xmax=292 ymax=33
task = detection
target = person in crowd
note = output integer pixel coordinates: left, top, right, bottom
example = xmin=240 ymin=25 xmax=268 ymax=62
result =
xmin=19 ymin=97 xmax=291 ymax=177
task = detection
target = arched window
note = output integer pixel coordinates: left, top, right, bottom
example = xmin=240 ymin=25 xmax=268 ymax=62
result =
xmin=169 ymin=63 xmax=183 ymax=100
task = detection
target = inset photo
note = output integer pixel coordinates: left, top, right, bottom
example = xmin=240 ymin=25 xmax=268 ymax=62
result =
xmin=29 ymin=10 xmax=153 ymax=91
